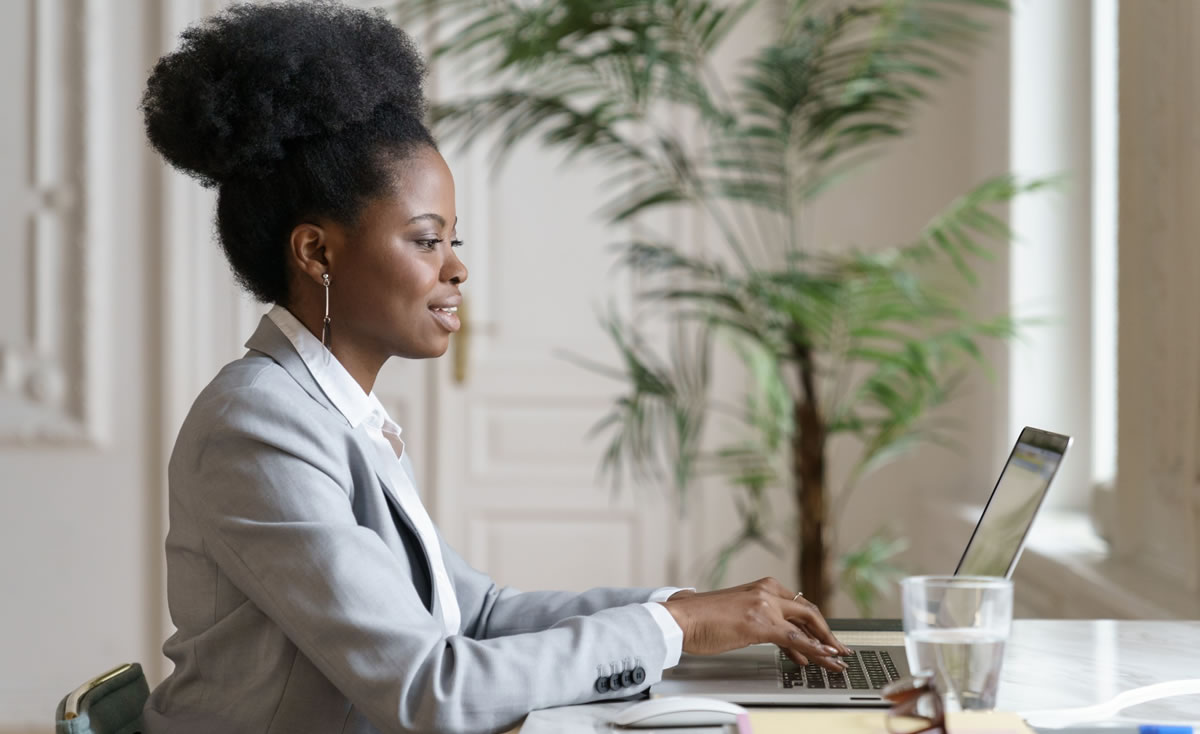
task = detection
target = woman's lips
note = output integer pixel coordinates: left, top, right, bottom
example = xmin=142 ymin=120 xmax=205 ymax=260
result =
xmin=429 ymin=306 xmax=461 ymax=332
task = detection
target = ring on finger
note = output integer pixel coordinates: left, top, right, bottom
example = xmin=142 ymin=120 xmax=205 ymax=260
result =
xmin=792 ymin=591 xmax=804 ymax=601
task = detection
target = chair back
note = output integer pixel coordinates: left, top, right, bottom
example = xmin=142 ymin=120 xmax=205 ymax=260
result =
xmin=54 ymin=663 xmax=148 ymax=734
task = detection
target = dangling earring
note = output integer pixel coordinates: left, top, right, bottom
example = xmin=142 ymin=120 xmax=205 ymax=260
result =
xmin=321 ymin=272 xmax=332 ymax=350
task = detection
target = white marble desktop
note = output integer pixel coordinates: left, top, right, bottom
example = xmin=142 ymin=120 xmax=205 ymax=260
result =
xmin=999 ymin=620 xmax=1200 ymax=722
xmin=515 ymin=620 xmax=1200 ymax=733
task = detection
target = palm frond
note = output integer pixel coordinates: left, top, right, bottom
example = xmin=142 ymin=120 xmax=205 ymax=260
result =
xmin=615 ymin=241 xmax=728 ymax=281
xmin=899 ymin=175 xmax=1056 ymax=282
xmin=582 ymin=311 xmax=713 ymax=507
xmin=705 ymin=481 xmax=785 ymax=588
xmin=837 ymin=532 xmax=909 ymax=616
xmin=431 ymin=91 xmax=648 ymax=173
xmin=715 ymin=0 xmax=1007 ymax=216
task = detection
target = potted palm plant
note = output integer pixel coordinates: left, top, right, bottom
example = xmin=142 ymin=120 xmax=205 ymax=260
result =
xmin=396 ymin=0 xmax=1042 ymax=613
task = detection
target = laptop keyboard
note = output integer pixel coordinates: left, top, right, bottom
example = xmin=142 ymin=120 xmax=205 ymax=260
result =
xmin=778 ymin=649 xmax=900 ymax=690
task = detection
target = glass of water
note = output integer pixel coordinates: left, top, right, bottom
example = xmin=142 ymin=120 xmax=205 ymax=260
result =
xmin=900 ymin=575 xmax=1013 ymax=712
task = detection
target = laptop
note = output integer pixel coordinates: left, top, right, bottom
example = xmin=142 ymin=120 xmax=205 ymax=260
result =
xmin=650 ymin=426 xmax=1072 ymax=706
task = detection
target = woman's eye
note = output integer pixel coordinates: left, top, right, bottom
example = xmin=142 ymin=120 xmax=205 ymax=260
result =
xmin=416 ymin=238 xmax=442 ymax=249
xmin=450 ymin=239 xmax=465 ymax=248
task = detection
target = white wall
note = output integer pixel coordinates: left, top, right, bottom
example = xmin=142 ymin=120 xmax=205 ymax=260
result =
xmin=1 ymin=1 xmax=165 ymax=730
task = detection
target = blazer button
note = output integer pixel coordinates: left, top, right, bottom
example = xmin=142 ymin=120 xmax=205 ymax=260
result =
xmin=620 ymin=670 xmax=634 ymax=688
xmin=632 ymin=667 xmax=646 ymax=685
xmin=595 ymin=676 xmax=610 ymax=694
xmin=608 ymin=672 xmax=624 ymax=690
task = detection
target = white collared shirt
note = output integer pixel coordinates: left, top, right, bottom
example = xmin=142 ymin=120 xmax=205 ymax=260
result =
xmin=266 ymin=305 xmax=684 ymax=665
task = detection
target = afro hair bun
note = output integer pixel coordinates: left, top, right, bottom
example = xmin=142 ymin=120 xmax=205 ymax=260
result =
xmin=142 ymin=1 xmax=427 ymax=188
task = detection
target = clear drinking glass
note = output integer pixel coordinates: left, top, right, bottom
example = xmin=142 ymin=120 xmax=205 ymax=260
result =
xmin=900 ymin=575 xmax=1013 ymax=712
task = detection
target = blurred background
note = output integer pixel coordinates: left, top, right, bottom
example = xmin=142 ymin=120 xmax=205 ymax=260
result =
xmin=3 ymin=0 xmax=1199 ymax=731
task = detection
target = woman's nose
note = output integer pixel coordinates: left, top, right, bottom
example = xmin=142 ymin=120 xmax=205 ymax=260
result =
xmin=444 ymin=247 xmax=468 ymax=285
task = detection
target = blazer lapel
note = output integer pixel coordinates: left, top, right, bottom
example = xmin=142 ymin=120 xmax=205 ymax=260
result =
xmin=245 ymin=314 xmax=440 ymax=616
xmin=245 ymin=315 xmax=419 ymax=539
xmin=243 ymin=315 xmax=346 ymax=423
xmin=349 ymin=425 xmax=440 ymax=617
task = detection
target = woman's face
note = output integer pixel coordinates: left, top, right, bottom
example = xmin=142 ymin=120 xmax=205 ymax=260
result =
xmin=329 ymin=146 xmax=468 ymax=361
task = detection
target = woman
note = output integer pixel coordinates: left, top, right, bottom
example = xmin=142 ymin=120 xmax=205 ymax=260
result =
xmin=140 ymin=3 xmax=849 ymax=733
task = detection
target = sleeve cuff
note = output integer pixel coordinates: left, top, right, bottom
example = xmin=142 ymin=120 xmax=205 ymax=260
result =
xmin=647 ymin=586 xmax=694 ymax=603
xmin=641 ymin=601 xmax=684 ymax=669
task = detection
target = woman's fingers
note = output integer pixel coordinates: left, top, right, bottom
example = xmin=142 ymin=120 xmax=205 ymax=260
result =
xmin=799 ymin=622 xmax=852 ymax=657
xmin=781 ymin=647 xmax=809 ymax=667
xmin=782 ymin=647 xmax=844 ymax=673
xmin=780 ymin=598 xmax=851 ymax=655
xmin=816 ymin=655 xmax=848 ymax=672
xmin=772 ymin=627 xmax=847 ymax=672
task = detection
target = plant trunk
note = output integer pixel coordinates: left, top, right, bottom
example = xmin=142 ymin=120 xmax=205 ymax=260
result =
xmin=792 ymin=344 xmax=829 ymax=610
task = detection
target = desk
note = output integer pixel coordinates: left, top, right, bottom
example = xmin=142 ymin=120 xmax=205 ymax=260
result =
xmin=515 ymin=620 xmax=1200 ymax=732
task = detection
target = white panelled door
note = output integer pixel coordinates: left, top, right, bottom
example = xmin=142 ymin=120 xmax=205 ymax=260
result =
xmin=400 ymin=60 xmax=675 ymax=595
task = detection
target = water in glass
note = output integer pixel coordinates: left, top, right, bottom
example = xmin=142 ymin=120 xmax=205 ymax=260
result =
xmin=904 ymin=627 xmax=1006 ymax=710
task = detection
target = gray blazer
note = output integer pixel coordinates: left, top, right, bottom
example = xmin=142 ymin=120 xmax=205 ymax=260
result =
xmin=143 ymin=316 xmax=669 ymax=734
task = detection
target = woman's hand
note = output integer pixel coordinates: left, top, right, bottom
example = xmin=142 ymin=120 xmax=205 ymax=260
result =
xmin=662 ymin=578 xmax=851 ymax=672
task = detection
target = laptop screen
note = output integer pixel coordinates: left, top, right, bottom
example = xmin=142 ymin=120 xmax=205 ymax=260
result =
xmin=954 ymin=427 xmax=1072 ymax=578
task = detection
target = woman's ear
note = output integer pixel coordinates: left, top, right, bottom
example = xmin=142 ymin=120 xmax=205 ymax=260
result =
xmin=289 ymin=222 xmax=332 ymax=284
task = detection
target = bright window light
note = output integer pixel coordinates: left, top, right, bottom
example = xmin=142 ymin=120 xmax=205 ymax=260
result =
xmin=1092 ymin=0 xmax=1117 ymax=486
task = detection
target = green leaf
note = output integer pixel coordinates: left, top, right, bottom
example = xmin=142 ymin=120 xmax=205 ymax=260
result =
xmin=838 ymin=532 xmax=909 ymax=616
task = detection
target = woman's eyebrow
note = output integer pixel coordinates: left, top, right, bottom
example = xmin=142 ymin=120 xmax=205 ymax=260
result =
xmin=406 ymin=213 xmax=459 ymax=227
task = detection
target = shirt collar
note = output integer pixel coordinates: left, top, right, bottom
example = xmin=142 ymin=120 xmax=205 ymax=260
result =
xmin=267 ymin=305 xmax=396 ymax=433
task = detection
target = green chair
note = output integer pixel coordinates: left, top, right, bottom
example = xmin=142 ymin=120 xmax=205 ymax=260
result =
xmin=54 ymin=663 xmax=148 ymax=734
